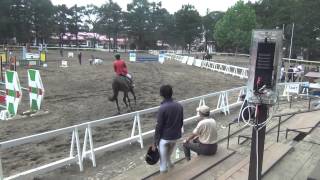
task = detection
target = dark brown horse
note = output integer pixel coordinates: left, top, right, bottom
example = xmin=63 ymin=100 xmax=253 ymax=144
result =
xmin=109 ymin=76 xmax=136 ymax=114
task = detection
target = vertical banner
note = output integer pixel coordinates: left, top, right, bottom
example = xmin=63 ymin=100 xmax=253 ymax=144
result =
xmin=40 ymin=51 xmax=46 ymax=62
xmin=28 ymin=69 xmax=44 ymax=111
xmin=5 ymin=71 xmax=22 ymax=116
xmin=0 ymin=52 xmax=7 ymax=62
xmin=129 ymin=51 xmax=136 ymax=62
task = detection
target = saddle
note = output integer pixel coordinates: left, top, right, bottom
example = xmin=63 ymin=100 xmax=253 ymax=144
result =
xmin=117 ymin=75 xmax=134 ymax=89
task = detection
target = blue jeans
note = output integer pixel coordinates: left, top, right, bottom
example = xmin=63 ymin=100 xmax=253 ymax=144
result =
xmin=159 ymin=139 xmax=176 ymax=172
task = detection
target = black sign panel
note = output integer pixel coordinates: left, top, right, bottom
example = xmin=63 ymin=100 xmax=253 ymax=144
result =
xmin=253 ymin=42 xmax=275 ymax=91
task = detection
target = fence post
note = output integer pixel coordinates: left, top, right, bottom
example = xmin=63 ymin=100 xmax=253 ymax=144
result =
xmin=81 ymin=128 xmax=88 ymax=160
xmin=277 ymin=116 xmax=282 ymax=142
xmin=131 ymin=116 xmax=137 ymax=138
xmin=87 ymin=124 xmax=96 ymax=167
xmin=74 ymin=128 xmax=83 ymax=171
xmin=136 ymin=113 xmax=144 ymax=149
xmin=69 ymin=131 xmax=75 ymax=157
xmin=308 ymin=97 xmax=312 ymax=110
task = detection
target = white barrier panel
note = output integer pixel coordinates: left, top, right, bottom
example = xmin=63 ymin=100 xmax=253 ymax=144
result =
xmin=158 ymin=53 xmax=165 ymax=64
xmin=182 ymin=56 xmax=188 ymax=64
xmin=194 ymin=59 xmax=202 ymax=67
xmin=187 ymin=57 xmax=194 ymax=66
xmin=165 ymin=53 xmax=249 ymax=79
xmin=60 ymin=60 xmax=68 ymax=68
xmin=287 ymin=84 xmax=300 ymax=94
xmin=129 ymin=52 xmax=136 ymax=62
xmin=67 ymin=52 xmax=74 ymax=58
xmin=25 ymin=53 xmax=40 ymax=60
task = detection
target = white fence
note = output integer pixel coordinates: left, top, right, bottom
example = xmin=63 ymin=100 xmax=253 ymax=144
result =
xmin=0 ymin=86 xmax=247 ymax=179
xmin=165 ymin=53 xmax=249 ymax=79
xmin=0 ymin=80 xmax=308 ymax=179
xmin=283 ymin=58 xmax=320 ymax=65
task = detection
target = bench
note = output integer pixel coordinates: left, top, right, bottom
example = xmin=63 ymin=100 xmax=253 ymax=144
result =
xmin=308 ymin=160 xmax=320 ymax=180
xmin=218 ymin=143 xmax=292 ymax=180
xmin=285 ymin=111 xmax=320 ymax=139
xmin=145 ymin=148 xmax=235 ymax=180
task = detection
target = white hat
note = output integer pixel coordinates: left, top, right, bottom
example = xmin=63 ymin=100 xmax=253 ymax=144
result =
xmin=197 ymin=105 xmax=210 ymax=115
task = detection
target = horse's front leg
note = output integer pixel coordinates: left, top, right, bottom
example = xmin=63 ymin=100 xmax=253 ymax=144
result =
xmin=115 ymin=97 xmax=120 ymax=114
xmin=130 ymin=89 xmax=137 ymax=106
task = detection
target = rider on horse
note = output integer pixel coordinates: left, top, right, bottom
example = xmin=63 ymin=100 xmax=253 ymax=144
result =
xmin=113 ymin=54 xmax=134 ymax=88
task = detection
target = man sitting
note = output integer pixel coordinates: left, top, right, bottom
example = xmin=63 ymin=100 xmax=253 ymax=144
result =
xmin=183 ymin=105 xmax=217 ymax=161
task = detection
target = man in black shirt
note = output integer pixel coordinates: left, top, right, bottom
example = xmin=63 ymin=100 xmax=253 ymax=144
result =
xmin=153 ymin=85 xmax=184 ymax=173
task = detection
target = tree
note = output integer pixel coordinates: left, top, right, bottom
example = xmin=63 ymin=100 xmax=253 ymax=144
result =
xmin=174 ymin=4 xmax=202 ymax=52
xmin=126 ymin=0 xmax=154 ymax=49
xmin=30 ymin=0 xmax=55 ymax=45
xmin=214 ymin=1 xmax=256 ymax=53
xmin=68 ymin=5 xmax=85 ymax=47
xmin=83 ymin=4 xmax=100 ymax=48
xmin=0 ymin=0 xmax=15 ymax=44
xmin=202 ymin=10 xmax=224 ymax=51
xmin=10 ymin=0 xmax=34 ymax=43
xmin=292 ymin=0 xmax=320 ymax=59
xmin=97 ymin=0 xmax=123 ymax=50
xmin=253 ymin=0 xmax=320 ymax=59
xmin=53 ymin=4 xmax=69 ymax=47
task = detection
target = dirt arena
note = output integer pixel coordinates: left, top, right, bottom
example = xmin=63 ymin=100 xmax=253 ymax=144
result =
xmin=0 ymin=50 xmax=248 ymax=178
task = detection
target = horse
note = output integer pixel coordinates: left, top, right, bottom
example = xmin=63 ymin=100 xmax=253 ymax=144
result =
xmin=109 ymin=76 xmax=136 ymax=114
xmin=203 ymin=53 xmax=212 ymax=60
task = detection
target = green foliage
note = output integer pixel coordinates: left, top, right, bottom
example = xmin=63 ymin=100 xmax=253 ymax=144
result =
xmin=254 ymin=0 xmax=320 ymax=59
xmin=0 ymin=0 xmax=15 ymax=43
xmin=96 ymin=0 xmax=123 ymax=49
xmin=30 ymin=0 xmax=55 ymax=44
xmin=53 ymin=4 xmax=69 ymax=46
xmin=202 ymin=11 xmax=224 ymax=50
xmin=214 ymin=1 xmax=256 ymax=52
xmin=174 ymin=4 xmax=202 ymax=52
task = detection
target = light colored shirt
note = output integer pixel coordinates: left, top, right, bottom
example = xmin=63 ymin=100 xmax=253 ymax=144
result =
xmin=280 ymin=67 xmax=285 ymax=77
xmin=193 ymin=118 xmax=217 ymax=144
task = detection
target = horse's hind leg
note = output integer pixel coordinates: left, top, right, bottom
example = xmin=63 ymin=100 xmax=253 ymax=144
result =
xmin=123 ymin=92 xmax=132 ymax=111
xmin=123 ymin=92 xmax=129 ymax=108
xmin=110 ymin=89 xmax=120 ymax=114
xmin=115 ymin=97 xmax=120 ymax=114
xmin=130 ymin=89 xmax=137 ymax=105
xmin=127 ymin=93 xmax=132 ymax=110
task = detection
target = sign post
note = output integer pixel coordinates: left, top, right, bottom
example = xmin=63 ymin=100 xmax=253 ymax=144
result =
xmin=247 ymin=30 xmax=283 ymax=180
